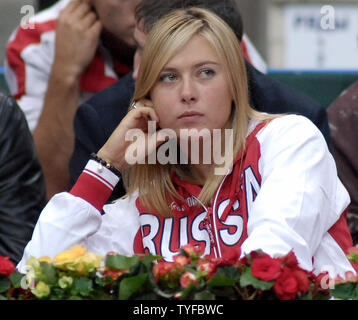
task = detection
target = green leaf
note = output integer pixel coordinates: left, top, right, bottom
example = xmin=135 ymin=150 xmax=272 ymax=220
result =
xmin=119 ymin=273 xmax=148 ymax=300
xmin=147 ymin=271 xmax=175 ymax=299
xmin=106 ymin=254 xmax=140 ymax=270
xmin=330 ymin=282 xmax=357 ymax=300
xmin=138 ymin=254 xmax=162 ymax=270
xmin=9 ymin=270 xmax=24 ymax=289
xmin=71 ymin=277 xmax=93 ymax=297
xmin=39 ymin=262 xmax=58 ymax=285
xmin=207 ymin=266 xmax=239 ymax=287
xmin=95 ymin=276 xmax=113 ymax=287
xmin=68 ymin=295 xmax=83 ymax=300
xmin=209 ymin=286 xmax=236 ymax=299
xmin=194 ymin=290 xmax=216 ymax=300
xmin=179 ymin=282 xmax=197 ymax=299
xmin=0 ymin=294 xmax=7 ymax=300
xmin=207 ymin=275 xmax=236 ymax=286
xmin=239 ymin=266 xmax=273 ymax=291
xmin=0 ymin=278 xmax=11 ymax=293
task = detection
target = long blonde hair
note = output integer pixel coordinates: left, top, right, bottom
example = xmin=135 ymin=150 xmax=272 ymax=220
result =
xmin=122 ymin=7 xmax=274 ymax=217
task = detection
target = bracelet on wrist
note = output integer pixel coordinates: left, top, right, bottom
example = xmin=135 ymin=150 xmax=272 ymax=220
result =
xmin=90 ymin=153 xmax=121 ymax=177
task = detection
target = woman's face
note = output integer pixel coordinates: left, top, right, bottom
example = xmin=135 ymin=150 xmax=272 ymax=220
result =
xmin=150 ymin=35 xmax=233 ymax=135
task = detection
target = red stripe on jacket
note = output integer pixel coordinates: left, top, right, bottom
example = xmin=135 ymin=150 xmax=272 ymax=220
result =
xmin=6 ymin=21 xmax=56 ymax=99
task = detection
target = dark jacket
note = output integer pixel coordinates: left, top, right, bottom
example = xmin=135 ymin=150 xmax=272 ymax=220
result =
xmin=69 ymin=63 xmax=331 ymax=202
xmin=327 ymin=81 xmax=358 ymax=244
xmin=0 ymin=90 xmax=46 ymax=264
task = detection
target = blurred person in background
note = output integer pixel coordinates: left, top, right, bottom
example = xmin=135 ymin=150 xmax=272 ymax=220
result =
xmin=38 ymin=0 xmax=57 ymax=10
xmin=5 ymin=0 xmax=140 ymax=199
xmin=0 ymin=89 xmax=46 ymax=264
xmin=327 ymin=81 xmax=358 ymax=244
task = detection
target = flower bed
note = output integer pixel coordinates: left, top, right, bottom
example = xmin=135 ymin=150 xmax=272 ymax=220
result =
xmin=1 ymin=244 xmax=358 ymax=300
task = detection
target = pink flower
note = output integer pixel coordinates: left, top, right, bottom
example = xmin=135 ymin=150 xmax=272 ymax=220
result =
xmin=173 ymin=255 xmax=190 ymax=268
xmin=103 ymin=268 xmax=128 ymax=281
xmin=153 ymin=262 xmax=175 ymax=280
xmin=197 ymin=260 xmax=217 ymax=278
xmin=181 ymin=244 xmax=203 ymax=258
xmin=345 ymin=271 xmax=358 ymax=282
xmin=180 ymin=272 xmax=198 ymax=288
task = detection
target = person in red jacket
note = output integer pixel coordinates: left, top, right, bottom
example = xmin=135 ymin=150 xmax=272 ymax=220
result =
xmin=18 ymin=7 xmax=354 ymax=278
xmin=5 ymin=0 xmax=140 ymax=199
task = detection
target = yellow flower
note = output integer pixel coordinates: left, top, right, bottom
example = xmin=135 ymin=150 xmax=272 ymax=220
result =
xmin=58 ymin=276 xmax=73 ymax=289
xmin=80 ymin=253 xmax=103 ymax=267
xmin=66 ymin=253 xmax=103 ymax=276
xmin=53 ymin=244 xmax=87 ymax=264
xmin=31 ymin=281 xmax=50 ymax=299
xmin=26 ymin=256 xmax=40 ymax=271
xmin=38 ymin=256 xmax=52 ymax=263
xmin=53 ymin=245 xmax=103 ymax=276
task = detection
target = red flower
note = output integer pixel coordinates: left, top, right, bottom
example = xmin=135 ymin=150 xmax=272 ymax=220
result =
xmin=211 ymin=250 xmax=241 ymax=269
xmin=279 ymin=251 xmax=299 ymax=269
xmin=249 ymin=251 xmax=271 ymax=260
xmin=273 ymin=268 xmax=299 ymax=300
xmin=251 ymin=256 xmax=282 ymax=281
xmin=180 ymin=272 xmax=198 ymax=288
xmin=0 ymin=256 xmax=15 ymax=276
xmin=292 ymin=269 xmax=309 ymax=292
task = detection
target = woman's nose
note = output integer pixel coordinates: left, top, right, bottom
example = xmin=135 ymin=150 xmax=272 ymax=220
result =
xmin=180 ymin=77 xmax=197 ymax=104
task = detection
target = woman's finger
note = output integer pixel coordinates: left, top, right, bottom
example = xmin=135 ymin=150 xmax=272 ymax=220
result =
xmin=130 ymin=106 xmax=159 ymax=123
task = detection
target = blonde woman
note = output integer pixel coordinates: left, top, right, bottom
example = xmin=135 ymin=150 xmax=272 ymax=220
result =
xmin=18 ymin=8 xmax=355 ymax=277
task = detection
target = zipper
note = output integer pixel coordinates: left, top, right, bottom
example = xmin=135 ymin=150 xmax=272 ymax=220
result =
xmin=211 ymin=173 xmax=230 ymax=258
xmin=203 ymin=207 xmax=216 ymax=248
xmin=193 ymin=170 xmax=230 ymax=258
xmin=192 ymin=196 xmax=218 ymax=257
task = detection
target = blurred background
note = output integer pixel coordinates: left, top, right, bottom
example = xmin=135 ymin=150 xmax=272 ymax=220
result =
xmin=1 ymin=0 xmax=358 ymax=107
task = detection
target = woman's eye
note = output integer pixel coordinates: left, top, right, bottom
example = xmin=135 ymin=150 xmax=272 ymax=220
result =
xmin=159 ymin=73 xmax=177 ymax=83
xmin=199 ymin=69 xmax=215 ymax=78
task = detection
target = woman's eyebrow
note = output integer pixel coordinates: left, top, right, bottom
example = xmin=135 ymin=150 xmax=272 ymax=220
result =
xmin=194 ymin=61 xmax=220 ymax=68
xmin=161 ymin=61 xmax=220 ymax=72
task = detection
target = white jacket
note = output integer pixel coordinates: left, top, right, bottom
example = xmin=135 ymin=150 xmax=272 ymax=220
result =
xmin=18 ymin=115 xmax=355 ymax=277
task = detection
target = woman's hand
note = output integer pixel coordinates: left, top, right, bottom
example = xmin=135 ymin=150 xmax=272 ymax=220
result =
xmin=97 ymin=99 xmax=166 ymax=171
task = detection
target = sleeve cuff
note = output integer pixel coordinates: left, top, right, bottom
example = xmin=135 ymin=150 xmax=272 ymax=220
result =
xmin=70 ymin=160 xmax=120 ymax=211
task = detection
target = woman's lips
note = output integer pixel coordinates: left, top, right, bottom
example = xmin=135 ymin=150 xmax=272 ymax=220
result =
xmin=178 ymin=111 xmax=203 ymax=119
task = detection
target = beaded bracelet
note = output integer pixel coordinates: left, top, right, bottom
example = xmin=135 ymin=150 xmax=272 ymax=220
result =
xmin=90 ymin=152 xmax=122 ymax=177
